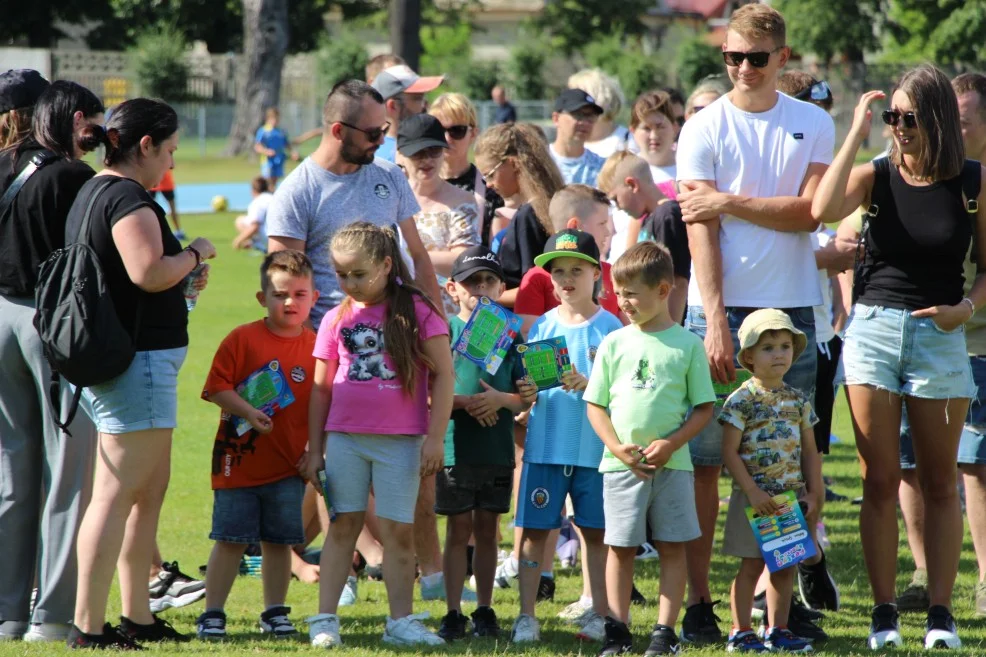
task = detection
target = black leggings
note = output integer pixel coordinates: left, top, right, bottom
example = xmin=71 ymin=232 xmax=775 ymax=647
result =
xmin=813 ymin=334 xmax=843 ymax=454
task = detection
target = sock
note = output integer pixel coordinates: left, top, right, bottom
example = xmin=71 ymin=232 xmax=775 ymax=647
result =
xmin=540 ymin=572 xmax=554 ymax=579
xmin=264 ymin=604 xmax=285 ymax=613
xmin=420 ymin=572 xmax=444 ymax=588
xmin=912 ymin=568 xmax=928 ymax=587
xmin=205 ymin=607 xmax=224 ymax=614
xmin=580 ymin=595 xmax=592 ymax=605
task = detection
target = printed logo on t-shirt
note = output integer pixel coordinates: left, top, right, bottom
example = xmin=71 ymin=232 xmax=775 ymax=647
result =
xmin=373 ymin=183 xmax=391 ymax=199
xmin=793 ymin=133 xmax=804 ymax=140
xmin=290 ymin=366 xmax=306 ymax=383
xmin=631 ymin=358 xmax=657 ymax=390
xmin=530 ymin=487 xmax=550 ymax=509
xmin=588 ymin=345 xmax=598 ymax=362
xmin=341 ymin=323 xmax=396 ymax=381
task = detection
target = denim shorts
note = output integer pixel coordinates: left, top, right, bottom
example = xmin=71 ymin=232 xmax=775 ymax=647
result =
xmin=685 ymin=306 xmax=817 ymax=467
xmin=80 ymin=347 xmax=188 ymax=434
xmin=210 ymin=476 xmax=305 ymax=544
xmin=900 ymin=355 xmax=986 ymax=469
xmin=841 ymin=304 xmax=976 ymax=399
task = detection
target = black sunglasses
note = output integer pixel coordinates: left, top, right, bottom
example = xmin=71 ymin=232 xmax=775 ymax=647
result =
xmin=444 ymin=124 xmax=470 ymax=140
xmin=722 ymin=47 xmax=783 ymax=68
xmin=338 ymin=121 xmax=391 ymax=142
xmin=882 ymin=109 xmax=917 ymax=129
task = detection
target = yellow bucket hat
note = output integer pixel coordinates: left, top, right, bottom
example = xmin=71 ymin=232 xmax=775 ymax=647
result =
xmin=736 ymin=309 xmax=807 ymax=371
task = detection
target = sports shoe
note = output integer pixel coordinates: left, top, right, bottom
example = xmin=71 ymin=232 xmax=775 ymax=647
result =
xmin=924 ymin=605 xmax=961 ymax=649
xmin=308 ymin=613 xmax=342 ymax=648
xmin=558 ymin=598 xmax=594 ymax=624
xmin=420 ymin=573 xmax=478 ymax=602
xmin=119 ymin=615 xmax=190 ymax=642
xmin=631 ymin=582 xmax=648 ymax=606
xmin=438 ymin=610 xmax=468 ymax=641
xmin=753 ymin=592 xmax=822 ymax=622
xmin=897 ymin=583 xmax=930 ymax=613
xmin=868 ymin=603 xmax=903 ymax=650
xmin=338 ymin=576 xmax=358 ymax=607
xmin=67 ymin=623 xmax=143 ymax=650
xmin=0 ymin=620 xmax=28 ymax=640
xmin=537 ymin=575 xmax=556 ymax=602
xmin=797 ymin=553 xmax=840 ymax=611
xmin=788 ymin=599 xmax=828 ymax=642
xmin=636 ymin=543 xmax=660 ymax=560
xmin=599 ymin=617 xmax=633 ymax=656
xmin=148 ymin=562 xmax=206 ymax=613
xmin=681 ymin=598 xmax=723 ymax=644
xmin=644 ymin=624 xmax=681 ymax=656
xmin=494 ymin=558 xmax=518 ymax=589
xmin=196 ymin=610 xmax=227 ymax=641
xmin=365 ymin=563 xmax=384 ymax=581
xmin=764 ymin=627 xmax=812 ymax=652
xmin=824 ymin=486 xmax=848 ymax=503
xmin=727 ymin=629 xmax=768 ymax=652
xmin=383 ymin=613 xmax=445 ymax=646
xmin=23 ymin=622 xmax=71 ymax=642
xmin=259 ymin=606 xmax=297 ymax=638
xmin=510 ymin=613 xmax=540 ymax=643
xmin=976 ymin=580 xmax=986 ymax=617
xmin=471 ymin=606 xmax=501 ymax=637
xmin=577 ymin=612 xmax=606 ymax=641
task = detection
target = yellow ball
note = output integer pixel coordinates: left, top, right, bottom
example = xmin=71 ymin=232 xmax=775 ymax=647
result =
xmin=211 ymin=195 xmax=229 ymax=212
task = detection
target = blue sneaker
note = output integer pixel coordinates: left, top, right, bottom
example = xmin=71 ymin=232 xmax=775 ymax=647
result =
xmin=727 ymin=629 xmax=768 ymax=652
xmin=338 ymin=576 xmax=358 ymax=607
xmin=764 ymin=627 xmax=812 ymax=652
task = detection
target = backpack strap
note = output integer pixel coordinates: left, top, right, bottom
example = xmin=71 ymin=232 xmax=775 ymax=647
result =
xmin=962 ymin=159 xmax=981 ymax=214
xmin=0 ymin=150 xmax=58 ymax=221
xmin=852 ymin=157 xmax=891 ymax=305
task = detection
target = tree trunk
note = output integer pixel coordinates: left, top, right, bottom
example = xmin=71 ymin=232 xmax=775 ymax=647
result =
xmin=389 ymin=0 xmax=421 ymax=71
xmin=224 ymin=0 xmax=289 ymax=156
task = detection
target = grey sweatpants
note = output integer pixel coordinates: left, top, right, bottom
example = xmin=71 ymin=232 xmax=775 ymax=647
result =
xmin=0 ymin=295 xmax=95 ymax=623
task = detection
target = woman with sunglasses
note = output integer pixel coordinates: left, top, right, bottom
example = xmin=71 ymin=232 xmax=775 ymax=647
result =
xmin=813 ymin=65 xmax=986 ymax=651
xmin=429 ymin=93 xmax=505 ymax=247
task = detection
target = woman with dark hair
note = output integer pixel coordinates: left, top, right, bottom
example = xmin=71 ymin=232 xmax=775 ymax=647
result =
xmin=64 ymin=98 xmax=216 ymax=649
xmin=813 ymin=64 xmax=986 ymax=650
xmin=0 ymin=77 xmax=103 ymax=643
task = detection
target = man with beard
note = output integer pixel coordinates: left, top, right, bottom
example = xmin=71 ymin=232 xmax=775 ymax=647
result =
xmin=266 ymin=80 xmax=444 ymax=327
xmin=371 ymin=65 xmax=445 ymax=163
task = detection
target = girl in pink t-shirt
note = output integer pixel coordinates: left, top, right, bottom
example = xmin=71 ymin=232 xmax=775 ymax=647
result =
xmin=306 ymin=222 xmax=453 ymax=647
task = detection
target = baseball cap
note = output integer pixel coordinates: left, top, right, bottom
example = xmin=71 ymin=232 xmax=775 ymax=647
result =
xmin=736 ymin=308 xmax=807 ymax=371
xmin=451 ymin=246 xmax=504 ymax=282
xmin=554 ymin=88 xmax=603 ymax=115
xmin=397 ymin=114 xmax=448 ymax=157
xmin=371 ymin=65 xmax=444 ymax=100
xmin=533 ymin=229 xmax=600 ymax=269
xmin=0 ymin=69 xmax=49 ymax=114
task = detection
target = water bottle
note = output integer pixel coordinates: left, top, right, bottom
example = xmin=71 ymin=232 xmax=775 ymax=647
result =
xmin=182 ymin=264 xmax=206 ymax=311
xmin=316 ymin=469 xmax=337 ymax=521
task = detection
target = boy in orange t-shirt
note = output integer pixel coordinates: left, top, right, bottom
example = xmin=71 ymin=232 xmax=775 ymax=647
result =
xmin=196 ymin=250 xmax=319 ymax=641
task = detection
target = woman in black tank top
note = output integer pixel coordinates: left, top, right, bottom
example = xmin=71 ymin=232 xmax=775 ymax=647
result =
xmin=813 ymin=65 xmax=986 ymax=649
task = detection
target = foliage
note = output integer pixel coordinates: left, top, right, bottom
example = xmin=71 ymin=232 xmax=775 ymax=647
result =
xmin=458 ymin=61 xmax=502 ymax=102
xmin=533 ymin=0 xmax=652 ymax=56
xmin=583 ymin=34 xmax=665 ymax=102
xmin=505 ymin=36 xmax=549 ymax=101
xmin=674 ymin=36 xmax=723 ymax=93
xmin=314 ymin=32 xmax=369 ymax=89
xmin=883 ymin=0 xmax=986 ymax=67
xmin=773 ymin=0 xmax=882 ymax=63
xmin=0 ymin=0 xmax=112 ymax=47
xmin=129 ymin=25 xmax=190 ymax=102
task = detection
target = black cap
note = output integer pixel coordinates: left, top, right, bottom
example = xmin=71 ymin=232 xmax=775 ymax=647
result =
xmin=451 ymin=245 xmax=504 ymax=282
xmin=0 ymin=69 xmax=49 ymax=114
xmin=397 ymin=113 xmax=448 ymax=157
xmin=534 ymin=229 xmax=600 ymax=268
xmin=554 ymin=88 xmax=604 ymax=115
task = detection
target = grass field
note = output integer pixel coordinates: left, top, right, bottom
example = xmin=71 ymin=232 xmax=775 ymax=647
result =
xmin=2 ymin=198 xmax=983 ymax=655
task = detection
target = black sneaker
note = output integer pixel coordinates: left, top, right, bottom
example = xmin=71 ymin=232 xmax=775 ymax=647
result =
xmin=196 ymin=610 xmax=227 ymax=641
xmin=259 ymin=606 xmax=297 ymax=638
xmin=680 ymin=598 xmax=723 ymax=644
xmin=797 ymin=552 xmax=840 ymax=611
xmin=439 ymin=610 xmax=468 ymax=641
xmin=644 ymin=624 xmax=680 ymax=656
xmin=148 ymin=562 xmax=206 ymax=613
xmin=471 ymin=606 xmax=501 ymax=637
xmin=365 ymin=563 xmax=384 ymax=581
xmin=67 ymin=623 xmax=143 ymax=650
xmin=599 ymin=617 xmax=633 ymax=656
xmin=119 ymin=616 xmax=190 ymax=642
xmin=824 ymin=486 xmax=848 ymax=502
xmin=788 ymin=599 xmax=828 ymax=643
xmin=537 ymin=575 xmax=556 ymax=602
xmin=925 ymin=605 xmax=961 ymax=649
xmin=631 ymin=582 xmax=648 ymax=606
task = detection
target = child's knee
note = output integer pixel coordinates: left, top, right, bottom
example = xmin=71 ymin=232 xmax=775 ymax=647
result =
xmin=381 ymin=520 xmax=415 ymax=551
xmin=472 ymin=511 xmax=499 ymax=542
xmin=610 ymin=545 xmax=639 ymax=562
xmin=579 ymin=527 xmax=605 ymax=545
xmin=446 ymin=514 xmax=473 ymax=544
xmin=737 ymin=557 xmax=765 ymax=580
xmin=654 ymin=540 xmax=686 ymax=564
xmin=327 ymin=511 xmax=364 ymax=538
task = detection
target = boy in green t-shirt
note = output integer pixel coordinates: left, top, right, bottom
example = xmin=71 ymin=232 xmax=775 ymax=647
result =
xmin=437 ymin=246 xmax=535 ymax=641
xmin=584 ymin=241 xmax=716 ymax=656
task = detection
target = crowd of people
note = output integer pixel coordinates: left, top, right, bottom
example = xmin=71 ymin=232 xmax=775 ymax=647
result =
xmin=3 ymin=2 xmax=986 ymax=654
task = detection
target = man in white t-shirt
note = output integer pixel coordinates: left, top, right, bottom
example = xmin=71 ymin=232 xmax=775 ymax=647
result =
xmin=673 ymin=3 xmax=836 ymax=645
xmin=549 ymin=89 xmax=606 ymax=186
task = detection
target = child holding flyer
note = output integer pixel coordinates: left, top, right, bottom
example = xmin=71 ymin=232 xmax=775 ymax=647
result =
xmin=718 ymin=309 xmax=822 ymax=653
xmin=305 ymin=222 xmax=454 ymax=648
xmin=584 ymin=241 xmax=715 ymax=656
xmin=196 ymin=250 xmax=319 ymax=641
xmin=510 ymin=230 xmax=623 ymax=645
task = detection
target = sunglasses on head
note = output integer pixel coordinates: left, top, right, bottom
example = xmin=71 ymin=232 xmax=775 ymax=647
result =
xmin=882 ymin=109 xmax=917 ymax=129
xmin=722 ymin=47 xmax=782 ymax=68
xmin=444 ymin=124 xmax=470 ymax=140
xmin=339 ymin=121 xmax=390 ymax=142
xmin=794 ymin=80 xmax=832 ymax=103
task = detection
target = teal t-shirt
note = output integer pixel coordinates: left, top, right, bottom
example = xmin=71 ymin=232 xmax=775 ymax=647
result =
xmin=583 ymin=323 xmax=716 ymax=473
xmin=445 ymin=314 xmax=524 ymax=467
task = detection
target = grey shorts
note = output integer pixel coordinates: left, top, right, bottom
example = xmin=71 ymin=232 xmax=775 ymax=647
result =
xmin=723 ymin=486 xmax=807 ymax=559
xmin=602 ymin=468 xmax=700 ymax=547
xmin=435 ymin=464 xmax=514 ymax=516
xmin=323 ymin=432 xmax=424 ymax=524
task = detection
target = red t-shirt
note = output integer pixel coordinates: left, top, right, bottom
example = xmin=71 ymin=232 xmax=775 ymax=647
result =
xmin=150 ymin=170 xmax=175 ymax=192
xmin=514 ymin=262 xmax=623 ymax=321
xmin=202 ymin=320 xmax=316 ymax=489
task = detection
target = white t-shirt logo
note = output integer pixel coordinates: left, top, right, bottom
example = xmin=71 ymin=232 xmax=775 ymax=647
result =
xmin=374 ymin=184 xmax=391 ymax=199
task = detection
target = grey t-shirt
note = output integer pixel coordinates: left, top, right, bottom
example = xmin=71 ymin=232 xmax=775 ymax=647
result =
xmin=266 ymin=157 xmax=420 ymax=325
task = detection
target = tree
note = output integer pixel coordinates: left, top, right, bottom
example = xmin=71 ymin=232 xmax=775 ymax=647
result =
xmin=130 ymin=25 xmax=190 ymax=101
xmin=0 ymin=0 xmax=112 ymax=47
xmin=505 ymin=37 xmax=548 ymax=101
xmin=315 ymin=32 xmax=370 ymax=89
xmin=883 ymin=0 xmax=986 ymax=67
xmin=225 ymin=0 xmax=289 ymax=156
xmin=390 ymin=0 xmax=422 ymax=70
xmin=584 ymin=34 xmax=665 ymax=102
xmin=773 ymin=0 xmax=882 ymax=63
xmin=674 ymin=36 xmax=722 ymax=92
xmin=533 ymin=0 xmax=653 ymax=56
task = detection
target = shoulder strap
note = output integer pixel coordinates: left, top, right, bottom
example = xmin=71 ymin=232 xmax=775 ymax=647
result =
xmin=962 ymin=159 xmax=981 ymax=214
xmin=75 ymin=176 xmax=120 ymax=245
xmin=0 ymin=150 xmax=58 ymax=220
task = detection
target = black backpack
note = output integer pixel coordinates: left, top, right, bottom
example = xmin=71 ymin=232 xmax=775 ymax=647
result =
xmin=34 ymin=176 xmax=140 ymax=433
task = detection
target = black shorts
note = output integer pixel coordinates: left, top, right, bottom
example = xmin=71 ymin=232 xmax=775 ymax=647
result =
xmin=435 ymin=464 xmax=514 ymax=516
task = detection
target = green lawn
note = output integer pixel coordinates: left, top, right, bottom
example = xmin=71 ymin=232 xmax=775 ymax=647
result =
xmin=2 ymin=206 xmax=983 ymax=656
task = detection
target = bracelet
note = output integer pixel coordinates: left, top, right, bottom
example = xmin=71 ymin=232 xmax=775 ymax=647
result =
xmin=962 ymin=297 xmax=976 ymax=316
xmin=184 ymin=245 xmax=201 ymax=268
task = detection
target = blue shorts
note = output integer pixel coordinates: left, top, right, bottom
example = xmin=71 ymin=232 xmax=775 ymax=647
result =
xmin=841 ymin=304 xmax=975 ymax=399
xmin=901 ymin=355 xmax=986 ymax=469
xmin=515 ymin=463 xmax=604 ymax=530
xmin=210 ymin=476 xmax=305 ymax=544
xmin=685 ymin=306 xmax=817 ymax=467
xmin=261 ymin=161 xmax=285 ymax=179
xmin=80 ymin=347 xmax=187 ymax=434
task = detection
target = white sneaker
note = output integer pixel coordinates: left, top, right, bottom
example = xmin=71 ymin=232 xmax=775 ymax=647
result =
xmin=338 ymin=576 xmax=358 ymax=607
xmin=636 ymin=543 xmax=660 ymax=560
xmin=925 ymin=606 xmax=961 ymax=650
xmin=23 ymin=622 xmax=71 ymax=642
xmin=511 ymin=614 xmax=540 ymax=643
xmin=494 ymin=559 xmax=518 ymax=589
xmin=868 ymin=604 xmax=903 ymax=650
xmin=307 ymin=613 xmax=342 ymax=648
xmin=557 ymin=598 xmax=593 ymax=624
xmin=575 ymin=612 xmax=605 ymax=642
xmin=383 ymin=613 xmax=444 ymax=646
